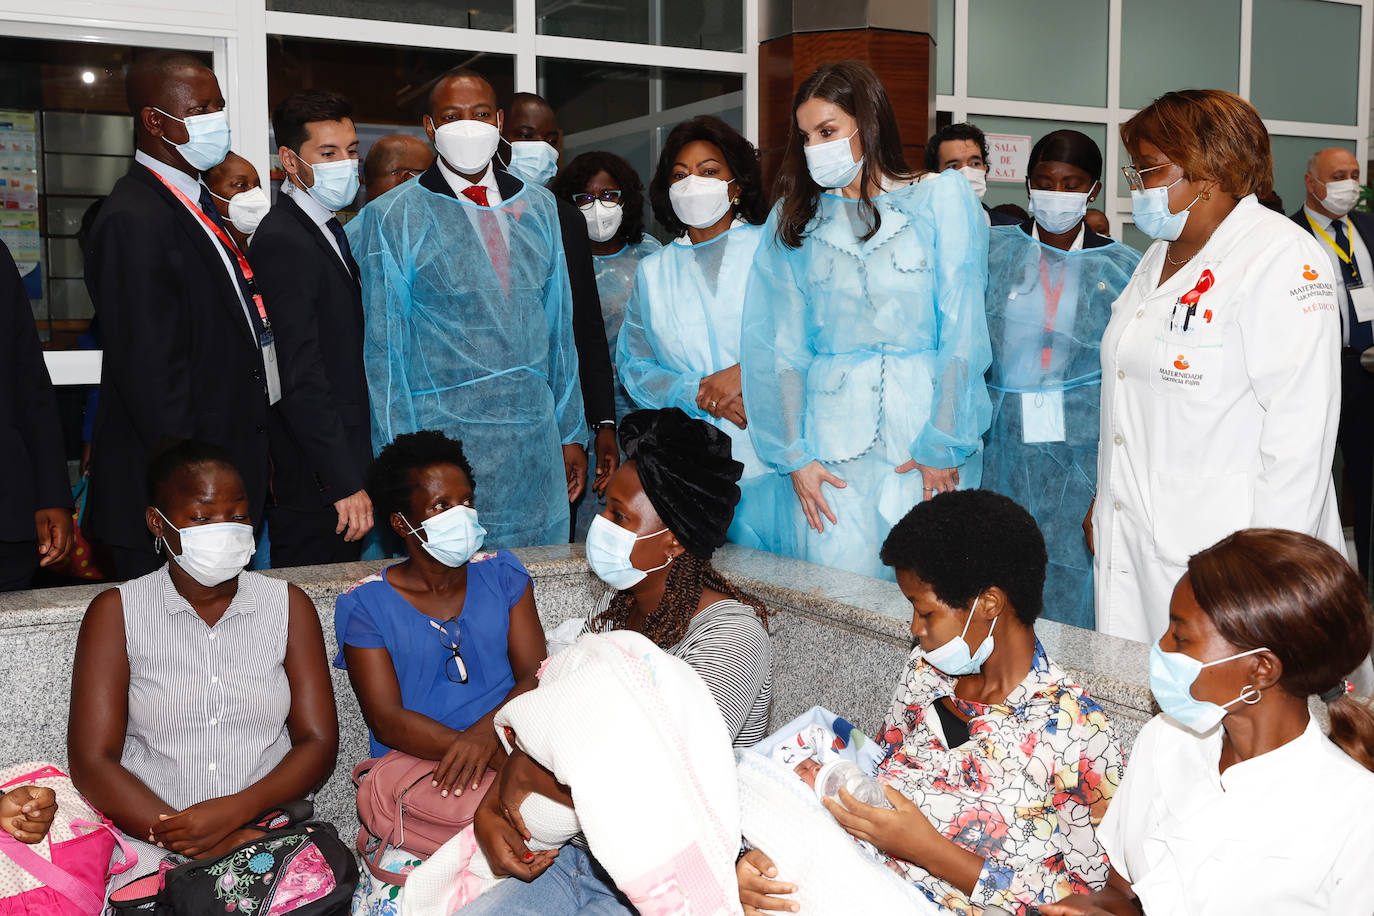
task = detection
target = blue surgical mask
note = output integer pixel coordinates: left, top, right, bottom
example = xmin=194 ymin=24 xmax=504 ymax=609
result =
xmin=402 ymin=505 xmax=486 ymax=568
xmin=1028 ymin=187 xmax=1093 ymax=235
xmin=1148 ymin=643 xmax=1267 ymax=734
xmin=921 ymin=609 xmax=997 ymax=677
xmin=299 ymin=157 xmax=360 ymax=211
xmin=507 ymin=141 xmax=559 ymax=186
xmin=154 ymin=107 xmax=231 ymax=172
xmin=585 ymin=515 xmax=671 ymax=590
xmin=1130 ymin=176 xmax=1200 ymax=241
xmin=804 ymin=130 xmax=863 ymax=189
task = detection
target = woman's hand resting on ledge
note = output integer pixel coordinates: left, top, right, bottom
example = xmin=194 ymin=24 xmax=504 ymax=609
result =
xmin=736 ymin=848 xmax=798 ymax=914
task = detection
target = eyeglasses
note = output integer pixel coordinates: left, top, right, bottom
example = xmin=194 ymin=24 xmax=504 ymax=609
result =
xmin=388 ymin=167 xmax=425 ymax=180
xmin=572 ymin=189 xmax=623 ymax=209
xmin=430 ymin=619 xmax=469 ymax=684
xmin=1120 ymin=162 xmax=1173 ymax=192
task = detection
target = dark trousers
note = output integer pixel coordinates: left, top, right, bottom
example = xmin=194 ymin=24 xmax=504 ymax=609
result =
xmin=267 ymin=504 xmax=362 ymax=569
xmin=0 ymin=540 xmax=38 ymax=592
xmin=109 ymin=543 xmax=163 ymax=582
xmin=1339 ymin=350 xmax=1374 ymax=578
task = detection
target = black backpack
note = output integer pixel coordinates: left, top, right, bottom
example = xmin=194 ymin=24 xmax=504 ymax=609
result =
xmin=109 ymin=821 xmax=358 ymax=916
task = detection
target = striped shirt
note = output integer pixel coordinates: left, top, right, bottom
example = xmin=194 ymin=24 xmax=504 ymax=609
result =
xmin=117 ymin=566 xmax=293 ymax=811
xmin=587 ymin=597 xmax=773 ymax=747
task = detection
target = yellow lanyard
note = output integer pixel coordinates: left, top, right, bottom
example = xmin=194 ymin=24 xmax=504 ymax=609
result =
xmin=1307 ymin=213 xmax=1356 ymax=267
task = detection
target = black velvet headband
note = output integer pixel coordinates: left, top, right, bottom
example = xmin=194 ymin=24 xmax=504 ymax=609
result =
xmin=618 ymin=407 xmax=744 ymax=558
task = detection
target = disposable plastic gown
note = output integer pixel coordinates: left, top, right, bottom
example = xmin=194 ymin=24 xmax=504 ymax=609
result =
xmin=617 ymin=224 xmax=790 ymax=553
xmin=573 ymin=236 xmax=663 ymax=540
xmin=741 ymin=171 xmax=991 ymax=579
xmin=351 ymin=176 xmax=587 ymax=549
xmin=982 ymin=226 xmax=1141 ymax=628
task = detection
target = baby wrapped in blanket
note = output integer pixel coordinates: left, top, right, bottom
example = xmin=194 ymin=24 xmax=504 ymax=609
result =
xmin=402 ymin=630 xmax=743 ymax=916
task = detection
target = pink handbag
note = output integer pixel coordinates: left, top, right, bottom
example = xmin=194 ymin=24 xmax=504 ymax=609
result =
xmin=0 ymin=763 xmax=137 ymax=916
xmin=351 ymin=752 xmax=495 ymax=886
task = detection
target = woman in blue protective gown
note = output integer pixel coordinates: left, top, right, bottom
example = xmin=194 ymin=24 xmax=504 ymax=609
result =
xmin=616 ymin=115 xmax=786 ymax=552
xmin=741 ymin=61 xmax=991 ymax=579
xmin=983 ymin=130 xmax=1141 ymax=628
xmin=549 ymin=151 xmax=662 ymax=541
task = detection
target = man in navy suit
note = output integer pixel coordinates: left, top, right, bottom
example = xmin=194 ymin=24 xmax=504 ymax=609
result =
xmin=1293 ymin=146 xmax=1374 ymax=576
xmin=249 ymin=90 xmax=373 ymax=567
xmin=85 ymin=51 xmax=272 ymax=579
xmin=925 ymin=121 xmax=1019 ymax=226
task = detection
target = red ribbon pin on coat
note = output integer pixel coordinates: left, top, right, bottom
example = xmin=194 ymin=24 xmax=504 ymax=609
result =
xmin=1180 ymin=269 xmax=1216 ymax=323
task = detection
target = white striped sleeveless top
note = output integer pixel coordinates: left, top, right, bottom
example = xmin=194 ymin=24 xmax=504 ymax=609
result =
xmin=117 ymin=566 xmax=293 ymax=811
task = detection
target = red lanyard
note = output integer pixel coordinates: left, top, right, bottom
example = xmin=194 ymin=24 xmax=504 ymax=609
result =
xmin=148 ymin=168 xmax=270 ymax=331
xmin=1037 ymin=255 xmax=1065 ymax=370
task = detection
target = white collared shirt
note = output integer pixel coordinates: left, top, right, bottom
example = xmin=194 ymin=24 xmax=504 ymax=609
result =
xmin=438 ymin=160 xmax=502 ymax=206
xmin=1303 ymin=204 xmax=1374 ymax=345
xmin=1031 ymin=222 xmax=1085 ymax=251
xmin=1100 ymin=713 xmax=1374 ymax=915
xmin=438 ymin=160 xmax=509 ymax=244
xmin=282 ymin=179 xmax=347 ymax=266
xmin=134 ymin=150 xmax=256 ymax=338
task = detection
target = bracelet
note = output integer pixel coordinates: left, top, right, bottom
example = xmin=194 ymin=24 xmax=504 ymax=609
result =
xmin=594 ymin=420 xmax=617 ymax=431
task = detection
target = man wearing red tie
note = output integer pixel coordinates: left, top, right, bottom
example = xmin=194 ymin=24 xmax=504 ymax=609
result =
xmin=84 ymin=51 xmax=274 ymax=579
xmin=348 ymin=69 xmax=588 ymax=549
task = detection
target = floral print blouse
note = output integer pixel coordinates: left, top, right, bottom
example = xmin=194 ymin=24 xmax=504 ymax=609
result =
xmin=876 ymin=640 xmax=1124 ymax=915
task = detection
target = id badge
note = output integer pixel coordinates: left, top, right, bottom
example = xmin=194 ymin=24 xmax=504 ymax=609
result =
xmin=1021 ymin=390 xmax=1066 ymax=443
xmin=261 ymin=339 xmax=283 ymax=405
xmin=1351 ymin=285 xmax=1374 ymax=324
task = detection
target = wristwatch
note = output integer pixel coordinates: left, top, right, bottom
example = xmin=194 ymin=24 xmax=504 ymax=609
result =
xmin=594 ymin=420 xmax=617 ymax=431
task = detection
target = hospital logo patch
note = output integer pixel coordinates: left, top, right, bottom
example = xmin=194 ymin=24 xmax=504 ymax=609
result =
xmin=1303 ymin=264 xmax=1320 ymax=281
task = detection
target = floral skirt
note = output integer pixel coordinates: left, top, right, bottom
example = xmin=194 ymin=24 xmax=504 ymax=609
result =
xmin=351 ymin=845 xmax=422 ymax=915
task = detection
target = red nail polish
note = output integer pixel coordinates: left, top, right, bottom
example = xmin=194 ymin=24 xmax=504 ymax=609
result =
xmin=523 ymin=852 xmax=534 ymax=861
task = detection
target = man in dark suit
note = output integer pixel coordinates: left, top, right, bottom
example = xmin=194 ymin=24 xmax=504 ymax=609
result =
xmin=500 ymin=91 xmax=620 ymax=520
xmin=0 ymin=240 xmax=72 ymax=590
xmin=1293 ymin=146 xmax=1374 ymax=577
xmin=249 ymin=89 xmax=373 ymax=567
xmin=84 ymin=51 xmax=273 ymax=579
xmin=925 ymin=121 xmax=1020 ymax=226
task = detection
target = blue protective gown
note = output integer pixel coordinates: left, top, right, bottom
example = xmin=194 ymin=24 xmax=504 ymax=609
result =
xmin=351 ymin=174 xmax=587 ymax=549
xmin=617 ymin=223 xmax=790 ymax=553
xmin=572 ymin=236 xmax=663 ymax=540
xmin=983 ymin=225 xmax=1141 ymax=628
xmin=741 ymin=172 xmax=991 ymax=579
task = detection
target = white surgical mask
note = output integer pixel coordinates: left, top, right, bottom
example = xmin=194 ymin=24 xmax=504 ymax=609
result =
xmin=209 ymin=186 xmax=270 ymax=235
xmin=432 ymin=119 xmax=501 ymax=175
xmin=1028 ymin=186 xmax=1094 ymax=235
xmin=402 ymin=505 xmax=486 ymax=568
xmin=156 ymin=508 xmax=255 ymax=587
xmin=804 ymin=130 xmax=863 ymax=189
xmin=669 ymin=174 xmax=733 ymax=229
xmin=583 ymin=199 xmax=623 ymax=243
xmin=297 ymin=156 xmax=360 ymax=211
xmin=1320 ymin=177 xmax=1362 ymax=218
xmin=153 ymin=108 xmax=231 ymax=172
xmin=921 ymin=609 xmax=997 ymax=677
xmin=959 ymin=165 xmax=988 ymax=201
xmin=585 ymin=515 xmax=671 ymax=590
xmin=507 ymin=140 xmax=559 ymax=186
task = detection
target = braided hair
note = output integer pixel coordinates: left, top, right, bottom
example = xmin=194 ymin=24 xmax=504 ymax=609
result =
xmin=590 ymin=551 xmax=770 ymax=650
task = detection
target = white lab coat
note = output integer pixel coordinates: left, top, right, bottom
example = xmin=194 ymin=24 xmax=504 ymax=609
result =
xmin=1093 ymin=195 xmax=1343 ymax=642
xmin=1099 ymin=714 xmax=1374 ymax=915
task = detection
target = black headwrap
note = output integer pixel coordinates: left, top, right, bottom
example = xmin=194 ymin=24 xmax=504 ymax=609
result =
xmin=618 ymin=408 xmax=744 ymax=558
